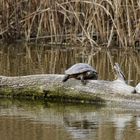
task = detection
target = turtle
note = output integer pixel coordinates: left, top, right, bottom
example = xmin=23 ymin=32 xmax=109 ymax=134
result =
xmin=62 ymin=63 xmax=98 ymax=84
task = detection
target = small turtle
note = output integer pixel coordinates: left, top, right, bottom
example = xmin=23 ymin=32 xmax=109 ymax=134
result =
xmin=62 ymin=63 xmax=98 ymax=84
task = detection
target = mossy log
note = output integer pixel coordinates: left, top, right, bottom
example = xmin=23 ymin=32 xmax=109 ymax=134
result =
xmin=0 ymin=74 xmax=140 ymax=106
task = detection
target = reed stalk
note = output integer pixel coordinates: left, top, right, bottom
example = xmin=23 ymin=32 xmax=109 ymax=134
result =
xmin=0 ymin=0 xmax=140 ymax=48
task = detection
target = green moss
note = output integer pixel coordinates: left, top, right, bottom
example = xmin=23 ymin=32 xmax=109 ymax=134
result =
xmin=0 ymin=85 xmax=105 ymax=104
xmin=45 ymin=86 xmax=106 ymax=104
xmin=0 ymin=86 xmax=44 ymax=99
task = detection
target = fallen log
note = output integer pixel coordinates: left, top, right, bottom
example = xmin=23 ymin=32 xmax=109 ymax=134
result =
xmin=0 ymin=73 xmax=139 ymax=105
xmin=0 ymin=63 xmax=139 ymax=106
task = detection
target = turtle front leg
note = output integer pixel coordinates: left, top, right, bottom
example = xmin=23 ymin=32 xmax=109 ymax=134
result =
xmin=62 ymin=75 xmax=69 ymax=82
xmin=80 ymin=75 xmax=87 ymax=85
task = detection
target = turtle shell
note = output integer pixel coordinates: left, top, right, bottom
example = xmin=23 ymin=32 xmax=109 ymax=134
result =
xmin=65 ymin=63 xmax=97 ymax=75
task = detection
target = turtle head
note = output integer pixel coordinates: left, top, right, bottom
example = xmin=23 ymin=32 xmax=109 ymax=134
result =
xmin=87 ymin=71 xmax=98 ymax=80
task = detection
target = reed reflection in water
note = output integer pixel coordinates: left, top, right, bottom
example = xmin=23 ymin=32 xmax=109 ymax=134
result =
xmin=0 ymin=44 xmax=139 ymax=85
xmin=0 ymin=99 xmax=140 ymax=140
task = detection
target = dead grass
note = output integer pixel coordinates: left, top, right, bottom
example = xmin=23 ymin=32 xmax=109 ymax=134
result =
xmin=0 ymin=0 xmax=140 ymax=48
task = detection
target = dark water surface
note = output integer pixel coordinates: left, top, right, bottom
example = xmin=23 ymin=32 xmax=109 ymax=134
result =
xmin=0 ymin=44 xmax=140 ymax=140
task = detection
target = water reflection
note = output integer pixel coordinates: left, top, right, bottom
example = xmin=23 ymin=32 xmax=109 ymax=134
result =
xmin=0 ymin=44 xmax=139 ymax=86
xmin=0 ymin=99 xmax=140 ymax=140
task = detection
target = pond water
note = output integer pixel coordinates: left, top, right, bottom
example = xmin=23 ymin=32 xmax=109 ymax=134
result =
xmin=0 ymin=99 xmax=140 ymax=140
xmin=0 ymin=44 xmax=140 ymax=140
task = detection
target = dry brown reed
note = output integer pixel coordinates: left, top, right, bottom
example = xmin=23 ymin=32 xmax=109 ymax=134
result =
xmin=0 ymin=0 xmax=140 ymax=48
